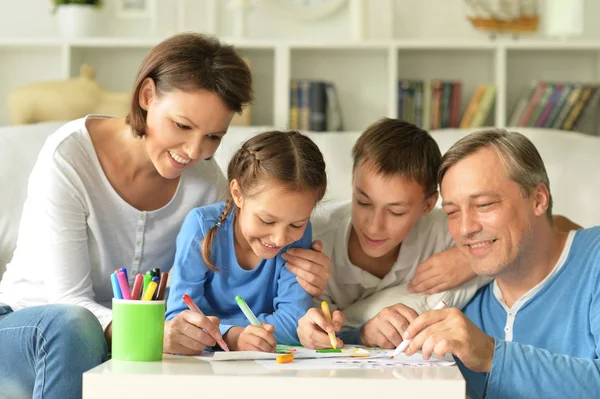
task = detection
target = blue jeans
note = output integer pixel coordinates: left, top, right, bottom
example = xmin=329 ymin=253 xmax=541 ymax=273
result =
xmin=0 ymin=304 xmax=108 ymax=399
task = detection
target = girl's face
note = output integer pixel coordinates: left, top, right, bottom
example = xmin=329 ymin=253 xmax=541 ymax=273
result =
xmin=351 ymin=161 xmax=437 ymax=260
xmin=139 ymin=78 xmax=234 ymax=179
xmin=231 ymin=179 xmax=317 ymax=260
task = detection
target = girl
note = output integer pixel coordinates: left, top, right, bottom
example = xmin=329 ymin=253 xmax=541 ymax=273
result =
xmin=166 ymin=130 xmax=327 ymax=352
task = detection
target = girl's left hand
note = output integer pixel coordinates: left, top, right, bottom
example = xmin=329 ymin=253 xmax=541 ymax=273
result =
xmin=237 ymin=323 xmax=277 ymax=352
xmin=282 ymin=240 xmax=331 ymax=297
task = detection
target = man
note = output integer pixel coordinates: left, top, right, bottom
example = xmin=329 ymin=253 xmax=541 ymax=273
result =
xmin=402 ymin=129 xmax=600 ymax=398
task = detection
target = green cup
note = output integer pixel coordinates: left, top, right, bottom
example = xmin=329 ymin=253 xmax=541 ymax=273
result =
xmin=112 ymin=299 xmax=165 ymax=362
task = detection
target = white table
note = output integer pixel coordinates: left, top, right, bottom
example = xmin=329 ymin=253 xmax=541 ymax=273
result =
xmin=83 ymin=354 xmax=465 ymax=398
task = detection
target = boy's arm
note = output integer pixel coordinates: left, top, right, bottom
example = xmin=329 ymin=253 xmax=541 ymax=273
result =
xmin=342 ymin=274 xmax=491 ymax=328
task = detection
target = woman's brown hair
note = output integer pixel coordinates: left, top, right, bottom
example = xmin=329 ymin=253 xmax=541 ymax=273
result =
xmin=126 ymin=33 xmax=253 ymax=137
xmin=201 ymin=131 xmax=327 ymax=271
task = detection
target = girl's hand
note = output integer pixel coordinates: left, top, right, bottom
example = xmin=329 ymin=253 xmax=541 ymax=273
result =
xmin=282 ymin=240 xmax=331 ymax=297
xmin=163 ymin=311 xmax=222 ymax=355
xmin=236 ymin=323 xmax=277 ymax=352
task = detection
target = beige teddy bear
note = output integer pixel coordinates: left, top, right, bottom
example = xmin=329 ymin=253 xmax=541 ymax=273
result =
xmin=8 ymin=64 xmax=131 ymax=125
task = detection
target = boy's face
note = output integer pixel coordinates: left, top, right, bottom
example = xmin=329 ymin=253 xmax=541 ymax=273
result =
xmin=351 ymin=161 xmax=436 ymax=260
xmin=231 ymin=179 xmax=315 ymax=260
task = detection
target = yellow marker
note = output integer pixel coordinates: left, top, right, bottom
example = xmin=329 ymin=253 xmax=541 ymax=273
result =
xmin=276 ymin=353 xmax=294 ymax=364
xmin=321 ymin=301 xmax=337 ymax=349
xmin=142 ymin=281 xmax=157 ymax=301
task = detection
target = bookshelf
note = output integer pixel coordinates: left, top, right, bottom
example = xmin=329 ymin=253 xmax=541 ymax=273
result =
xmin=1 ymin=37 xmax=600 ymax=133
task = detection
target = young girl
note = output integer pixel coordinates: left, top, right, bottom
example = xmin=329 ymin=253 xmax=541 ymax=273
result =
xmin=166 ymin=130 xmax=327 ymax=352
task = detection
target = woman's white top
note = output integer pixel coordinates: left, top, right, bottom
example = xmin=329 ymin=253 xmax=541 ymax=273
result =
xmin=0 ymin=116 xmax=226 ymax=330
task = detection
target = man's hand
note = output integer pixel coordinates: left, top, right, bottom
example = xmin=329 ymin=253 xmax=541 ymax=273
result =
xmin=283 ymin=240 xmax=331 ymax=297
xmin=409 ymin=247 xmax=476 ymax=294
xmin=403 ymin=307 xmax=495 ymax=373
xmin=163 ymin=311 xmax=222 ymax=355
xmin=360 ymin=304 xmax=419 ymax=348
xmin=297 ymin=307 xmax=344 ymax=349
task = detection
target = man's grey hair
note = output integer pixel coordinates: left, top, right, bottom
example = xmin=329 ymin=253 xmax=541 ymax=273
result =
xmin=438 ymin=129 xmax=553 ymax=218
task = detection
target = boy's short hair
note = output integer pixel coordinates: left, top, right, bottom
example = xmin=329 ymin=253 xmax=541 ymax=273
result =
xmin=352 ymin=118 xmax=441 ymax=197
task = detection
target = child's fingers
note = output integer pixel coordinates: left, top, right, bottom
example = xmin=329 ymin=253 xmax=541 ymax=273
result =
xmin=332 ymin=310 xmax=344 ymax=331
xmin=244 ymin=328 xmax=277 ymax=352
xmin=307 ymin=307 xmax=334 ymax=333
xmin=261 ymin=322 xmax=275 ymax=333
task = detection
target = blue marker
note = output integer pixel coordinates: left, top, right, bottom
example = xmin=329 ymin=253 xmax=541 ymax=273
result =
xmin=118 ymin=267 xmax=129 ymax=283
xmin=110 ymin=272 xmax=123 ymax=299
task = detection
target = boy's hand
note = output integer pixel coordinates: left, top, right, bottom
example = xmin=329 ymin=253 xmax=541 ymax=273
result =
xmin=360 ymin=304 xmax=419 ymax=349
xmin=282 ymin=240 xmax=331 ymax=297
xmin=163 ymin=311 xmax=221 ymax=355
xmin=237 ymin=323 xmax=277 ymax=352
xmin=297 ymin=307 xmax=344 ymax=349
xmin=403 ymin=307 xmax=494 ymax=373
xmin=409 ymin=247 xmax=475 ymax=294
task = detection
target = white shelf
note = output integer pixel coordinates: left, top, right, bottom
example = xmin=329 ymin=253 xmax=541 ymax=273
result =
xmin=2 ymin=37 xmax=600 ymax=130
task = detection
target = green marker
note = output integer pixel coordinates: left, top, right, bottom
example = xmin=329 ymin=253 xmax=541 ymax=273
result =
xmin=316 ymin=349 xmax=342 ymax=353
xmin=235 ymin=295 xmax=262 ymax=328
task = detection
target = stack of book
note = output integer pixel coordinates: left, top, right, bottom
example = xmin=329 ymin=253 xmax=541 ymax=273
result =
xmin=289 ymin=79 xmax=343 ymax=132
xmin=398 ymin=80 xmax=496 ymax=130
xmin=509 ymin=81 xmax=600 ymax=135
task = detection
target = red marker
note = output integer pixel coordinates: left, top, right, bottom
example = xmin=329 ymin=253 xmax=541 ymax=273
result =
xmin=182 ymin=294 xmax=229 ymax=352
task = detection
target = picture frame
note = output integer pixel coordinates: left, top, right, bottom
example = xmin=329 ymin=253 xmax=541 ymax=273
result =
xmin=116 ymin=0 xmax=156 ymax=19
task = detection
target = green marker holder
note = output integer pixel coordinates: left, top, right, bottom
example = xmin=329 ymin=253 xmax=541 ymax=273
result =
xmin=112 ymin=299 xmax=165 ymax=362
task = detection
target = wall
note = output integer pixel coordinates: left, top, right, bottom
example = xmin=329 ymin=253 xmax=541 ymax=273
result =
xmin=1 ymin=0 xmax=599 ymax=41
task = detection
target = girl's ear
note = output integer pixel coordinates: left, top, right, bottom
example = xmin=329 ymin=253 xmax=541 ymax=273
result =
xmin=423 ymin=191 xmax=439 ymax=215
xmin=230 ymin=179 xmax=244 ymax=208
xmin=138 ymin=77 xmax=157 ymax=111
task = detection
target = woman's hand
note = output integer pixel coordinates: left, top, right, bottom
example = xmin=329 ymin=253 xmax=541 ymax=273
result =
xmin=282 ymin=240 xmax=331 ymax=297
xmin=163 ymin=311 xmax=222 ymax=355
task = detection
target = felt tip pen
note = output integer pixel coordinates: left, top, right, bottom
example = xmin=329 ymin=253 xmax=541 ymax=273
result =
xmin=155 ymin=272 xmax=168 ymax=301
xmin=130 ymin=273 xmax=144 ymax=300
xmin=116 ymin=271 xmax=131 ymax=300
xmin=110 ymin=272 xmax=122 ymax=299
xmin=182 ymin=294 xmax=229 ymax=352
xmin=142 ymin=281 xmax=157 ymax=301
xmin=391 ymin=300 xmax=447 ymax=358
xmin=321 ymin=301 xmax=337 ymax=349
xmin=235 ymin=295 xmax=262 ymax=328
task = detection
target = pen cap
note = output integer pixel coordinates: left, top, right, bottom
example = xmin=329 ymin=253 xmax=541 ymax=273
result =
xmin=111 ymin=299 xmax=165 ymax=362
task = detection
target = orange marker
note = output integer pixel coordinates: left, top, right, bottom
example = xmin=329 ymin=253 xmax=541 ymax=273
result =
xmin=276 ymin=353 xmax=294 ymax=364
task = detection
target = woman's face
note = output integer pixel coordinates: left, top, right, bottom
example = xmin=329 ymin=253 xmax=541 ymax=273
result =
xmin=140 ymin=79 xmax=234 ymax=179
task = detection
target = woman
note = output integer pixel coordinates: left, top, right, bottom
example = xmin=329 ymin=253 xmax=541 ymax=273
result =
xmin=0 ymin=33 xmax=330 ymax=399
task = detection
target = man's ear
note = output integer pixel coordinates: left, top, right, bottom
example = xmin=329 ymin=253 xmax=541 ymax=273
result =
xmin=230 ymin=179 xmax=244 ymax=208
xmin=423 ymin=191 xmax=439 ymax=215
xmin=532 ymin=183 xmax=551 ymax=217
xmin=138 ymin=77 xmax=157 ymax=111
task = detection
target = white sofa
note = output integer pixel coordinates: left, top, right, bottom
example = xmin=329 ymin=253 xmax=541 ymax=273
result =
xmin=1 ymin=122 xmax=599 ymax=278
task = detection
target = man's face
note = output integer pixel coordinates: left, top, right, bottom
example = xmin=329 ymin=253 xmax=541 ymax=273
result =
xmin=441 ymin=148 xmax=543 ymax=277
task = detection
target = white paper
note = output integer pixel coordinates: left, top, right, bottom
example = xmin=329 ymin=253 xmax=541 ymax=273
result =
xmin=256 ymin=352 xmax=455 ymax=371
xmin=195 ymin=345 xmax=383 ymax=362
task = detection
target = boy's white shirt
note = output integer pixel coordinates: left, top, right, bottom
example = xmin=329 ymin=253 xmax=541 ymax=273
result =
xmin=311 ymin=200 xmax=491 ymax=328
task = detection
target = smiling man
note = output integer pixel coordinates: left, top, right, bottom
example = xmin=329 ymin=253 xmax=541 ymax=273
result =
xmin=401 ymin=129 xmax=600 ymax=398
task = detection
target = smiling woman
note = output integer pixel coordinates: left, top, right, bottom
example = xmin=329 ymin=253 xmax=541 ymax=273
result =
xmin=0 ymin=33 xmax=251 ymax=399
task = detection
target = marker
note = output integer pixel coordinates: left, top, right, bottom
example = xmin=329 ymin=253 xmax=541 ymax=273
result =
xmin=235 ymin=295 xmax=262 ymax=328
xmin=142 ymin=281 xmax=157 ymax=301
xmin=276 ymin=353 xmax=294 ymax=364
xmin=142 ymin=271 xmax=152 ymax=297
xmin=155 ymin=272 xmax=168 ymax=300
xmin=118 ymin=267 xmax=129 ymax=283
xmin=110 ymin=272 xmax=122 ymax=299
xmin=316 ymin=348 xmax=342 ymax=353
xmin=391 ymin=300 xmax=447 ymax=358
xmin=130 ymin=273 xmax=144 ymax=300
xmin=321 ymin=301 xmax=337 ymax=349
xmin=182 ymin=294 xmax=229 ymax=352
xmin=116 ymin=271 xmax=131 ymax=300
